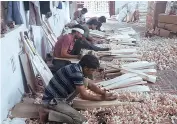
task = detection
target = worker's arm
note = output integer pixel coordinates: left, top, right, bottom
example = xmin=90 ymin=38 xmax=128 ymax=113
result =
xmin=87 ymin=81 xmax=113 ymax=97
xmin=73 ymin=11 xmax=79 ymax=20
xmin=61 ymin=47 xmax=79 ymax=58
xmin=76 ymin=85 xmax=116 ymax=101
xmin=73 ymin=73 xmax=116 ymax=101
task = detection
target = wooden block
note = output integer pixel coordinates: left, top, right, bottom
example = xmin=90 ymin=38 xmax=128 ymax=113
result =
xmin=104 ymin=77 xmax=143 ymax=90
xmin=121 ymin=69 xmax=157 ymax=75
xmin=98 ymin=73 xmax=138 ymax=87
xmin=11 ymin=103 xmax=42 ymax=118
xmin=158 ymin=14 xmax=177 ymax=24
xmin=113 ymin=85 xmax=150 ymax=93
xmin=73 ymin=98 xmax=137 ymax=109
xmin=19 ymin=53 xmax=36 ymax=92
xmin=122 ymin=68 xmax=157 ymax=83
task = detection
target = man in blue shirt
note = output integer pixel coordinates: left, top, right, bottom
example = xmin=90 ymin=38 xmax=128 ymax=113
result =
xmin=42 ymin=55 xmax=117 ymax=124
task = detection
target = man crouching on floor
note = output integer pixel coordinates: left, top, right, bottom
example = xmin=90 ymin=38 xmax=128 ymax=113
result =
xmin=41 ymin=55 xmax=117 ymax=124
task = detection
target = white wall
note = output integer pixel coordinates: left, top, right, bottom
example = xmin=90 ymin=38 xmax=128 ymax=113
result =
xmin=1 ymin=25 xmax=27 ymax=121
xmin=0 ymin=1 xmax=70 ymax=121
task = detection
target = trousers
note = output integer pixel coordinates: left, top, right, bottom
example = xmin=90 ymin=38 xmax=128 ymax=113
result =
xmin=44 ymin=101 xmax=87 ymax=124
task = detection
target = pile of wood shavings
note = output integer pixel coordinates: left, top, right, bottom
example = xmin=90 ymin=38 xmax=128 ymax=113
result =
xmin=79 ymin=92 xmax=177 ymax=124
xmin=96 ymin=36 xmax=177 ymax=70
xmin=137 ymin=37 xmax=177 ymax=70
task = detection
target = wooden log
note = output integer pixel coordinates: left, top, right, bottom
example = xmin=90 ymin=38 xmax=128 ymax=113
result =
xmin=121 ymin=69 xmax=157 ymax=75
xmin=72 ymin=98 xmax=138 ymax=109
xmin=122 ymin=68 xmax=157 ymax=83
xmin=98 ymin=73 xmax=138 ymax=87
xmin=113 ymin=85 xmax=150 ymax=93
xmin=104 ymin=77 xmax=143 ymax=90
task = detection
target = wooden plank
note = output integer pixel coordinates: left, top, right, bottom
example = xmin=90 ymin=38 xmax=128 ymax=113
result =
xmin=121 ymin=61 xmax=156 ymax=69
xmin=19 ymin=53 xmax=36 ymax=92
xmin=98 ymin=73 xmax=138 ymax=87
xmin=41 ymin=24 xmax=55 ymax=48
xmin=113 ymin=85 xmax=150 ymax=93
xmin=104 ymin=77 xmax=143 ymax=90
xmin=73 ymin=98 xmax=137 ymax=109
xmin=122 ymin=68 xmax=157 ymax=83
xmin=98 ymin=49 xmax=137 ymax=55
xmin=121 ymin=69 xmax=157 ymax=75
xmin=32 ymin=56 xmax=53 ymax=86
xmin=112 ymin=54 xmax=141 ymax=58
xmin=109 ymin=81 xmax=147 ymax=89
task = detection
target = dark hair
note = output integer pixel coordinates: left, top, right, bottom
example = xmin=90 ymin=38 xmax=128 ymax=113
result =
xmin=99 ymin=16 xmax=106 ymax=23
xmin=71 ymin=24 xmax=85 ymax=33
xmin=86 ymin=19 xmax=98 ymax=26
xmin=79 ymin=55 xmax=100 ymax=69
xmin=82 ymin=8 xmax=88 ymax=13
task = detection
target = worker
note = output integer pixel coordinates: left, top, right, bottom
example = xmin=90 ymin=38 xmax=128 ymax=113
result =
xmin=41 ymin=55 xmax=117 ymax=124
xmin=71 ymin=19 xmax=110 ymax=55
xmin=86 ymin=16 xmax=106 ymax=31
xmin=116 ymin=2 xmax=139 ymax=23
xmin=72 ymin=8 xmax=88 ymax=25
xmin=52 ymin=24 xmax=84 ymax=70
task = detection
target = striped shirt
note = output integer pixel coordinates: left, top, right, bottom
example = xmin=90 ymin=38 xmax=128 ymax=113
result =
xmin=42 ymin=63 xmax=84 ymax=102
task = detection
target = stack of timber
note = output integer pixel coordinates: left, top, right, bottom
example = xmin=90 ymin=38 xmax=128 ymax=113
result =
xmin=97 ymin=73 xmax=147 ymax=90
xmin=96 ymin=49 xmax=141 ymax=61
xmin=121 ymin=61 xmax=157 ymax=83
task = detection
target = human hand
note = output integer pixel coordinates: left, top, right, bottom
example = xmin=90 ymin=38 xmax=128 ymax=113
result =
xmin=102 ymin=94 xmax=117 ymax=101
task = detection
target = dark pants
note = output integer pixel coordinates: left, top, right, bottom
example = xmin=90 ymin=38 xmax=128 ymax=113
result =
xmin=51 ymin=59 xmax=71 ymax=74
xmin=71 ymin=39 xmax=109 ymax=55
xmin=43 ymin=101 xmax=87 ymax=124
